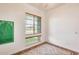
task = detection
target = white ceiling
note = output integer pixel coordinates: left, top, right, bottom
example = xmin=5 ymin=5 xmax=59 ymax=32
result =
xmin=29 ymin=3 xmax=64 ymax=11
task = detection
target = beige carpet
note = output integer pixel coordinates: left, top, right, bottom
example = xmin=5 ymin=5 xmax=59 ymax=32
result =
xmin=21 ymin=44 xmax=72 ymax=55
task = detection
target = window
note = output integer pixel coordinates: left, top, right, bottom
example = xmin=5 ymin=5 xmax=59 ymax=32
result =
xmin=25 ymin=13 xmax=41 ymax=45
xmin=25 ymin=14 xmax=34 ymax=34
xmin=25 ymin=36 xmax=40 ymax=45
xmin=25 ymin=13 xmax=41 ymax=35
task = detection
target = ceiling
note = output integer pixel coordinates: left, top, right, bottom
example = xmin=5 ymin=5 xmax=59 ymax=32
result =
xmin=29 ymin=3 xmax=64 ymax=11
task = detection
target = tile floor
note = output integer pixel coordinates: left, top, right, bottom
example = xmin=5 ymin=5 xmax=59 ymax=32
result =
xmin=20 ymin=44 xmax=72 ymax=55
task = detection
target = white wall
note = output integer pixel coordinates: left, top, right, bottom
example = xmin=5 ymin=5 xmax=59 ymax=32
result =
xmin=48 ymin=4 xmax=79 ymax=52
xmin=0 ymin=3 xmax=47 ymax=54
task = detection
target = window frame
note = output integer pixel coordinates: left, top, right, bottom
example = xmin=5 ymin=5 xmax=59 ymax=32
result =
xmin=25 ymin=13 xmax=42 ymax=45
xmin=25 ymin=35 xmax=41 ymax=40
xmin=25 ymin=13 xmax=41 ymax=35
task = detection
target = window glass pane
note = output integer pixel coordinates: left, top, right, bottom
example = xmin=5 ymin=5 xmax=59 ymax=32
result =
xmin=25 ymin=24 xmax=33 ymax=34
xmin=35 ymin=16 xmax=41 ymax=33
xmin=25 ymin=14 xmax=33 ymax=34
xmin=26 ymin=14 xmax=33 ymax=20
xmin=26 ymin=36 xmax=40 ymax=45
xmin=25 ymin=19 xmax=33 ymax=25
xmin=25 ymin=27 xmax=33 ymax=34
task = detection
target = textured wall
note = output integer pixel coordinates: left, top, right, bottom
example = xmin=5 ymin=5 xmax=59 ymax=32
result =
xmin=48 ymin=4 xmax=79 ymax=52
xmin=0 ymin=4 xmax=46 ymax=54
